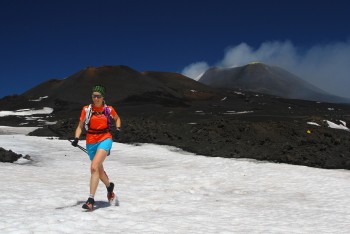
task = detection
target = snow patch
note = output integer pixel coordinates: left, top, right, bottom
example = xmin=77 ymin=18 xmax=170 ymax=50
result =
xmin=224 ymin=111 xmax=254 ymax=115
xmin=324 ymin=120 xmax=349 ymax=131
xmin=0 ymin=126 xmax=39 ymax=135
xmin=339 ymin=120 xmax=347 ymax=127
xmin=45 ymin=121 xmax=57 ymax=125
xmin=0 ymin=107 xmax=53 ymax=117
xmin=307 ymin=122 xmax=321 ymax=126
xmin=29 ymin=96 xmax=48 ymax=102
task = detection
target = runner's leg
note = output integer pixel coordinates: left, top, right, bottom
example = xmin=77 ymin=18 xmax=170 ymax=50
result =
xmin=89 ymin=149 xmax=107 ymax=196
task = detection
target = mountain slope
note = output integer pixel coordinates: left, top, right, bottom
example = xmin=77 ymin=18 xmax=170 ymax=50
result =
xmin=198 ymin=63 xmax=349 ymax=103
xmin=21 ymin=65 xmax=215 ymax=105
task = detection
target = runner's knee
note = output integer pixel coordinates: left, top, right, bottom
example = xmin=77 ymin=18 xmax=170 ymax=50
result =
xmin=90 ymin=164 xmax=99 ymax=174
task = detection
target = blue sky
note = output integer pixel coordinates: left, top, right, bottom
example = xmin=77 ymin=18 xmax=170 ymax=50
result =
xmin=1 ymin=0 xmax=350 ymax=98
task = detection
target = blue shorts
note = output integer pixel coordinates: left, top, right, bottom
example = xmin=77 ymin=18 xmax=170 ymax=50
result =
xmin=86 ymin=138 xmax=113 ymax=161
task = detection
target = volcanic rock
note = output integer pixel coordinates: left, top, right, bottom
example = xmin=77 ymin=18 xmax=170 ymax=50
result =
xmin=1 ymin=65 xmax=350 ymax=170
xmin=0 ymin=147 xmax=30 ymax=163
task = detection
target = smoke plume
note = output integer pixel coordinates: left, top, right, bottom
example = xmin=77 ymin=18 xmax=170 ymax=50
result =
xmin=182 ymin=40 xmax=350 ymax=98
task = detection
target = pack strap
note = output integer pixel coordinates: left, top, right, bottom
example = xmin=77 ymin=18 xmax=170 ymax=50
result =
xmin=87 ymin=127 xmax=110 ymax=134
xmin=84 ymin=103 xmax=112 ymax=132
xmin=84 ymin=104 xmax=93 ymax=131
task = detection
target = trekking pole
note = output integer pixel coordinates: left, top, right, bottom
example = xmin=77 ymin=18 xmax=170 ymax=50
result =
xmin=48 ymin=126 xmax=88 ymax=155
xmin=68 ymin=138 xmax=88 ymax=154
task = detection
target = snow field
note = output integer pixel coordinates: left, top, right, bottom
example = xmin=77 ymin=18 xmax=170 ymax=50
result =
xmin=0 ymin=134 xmax=350 ymax=233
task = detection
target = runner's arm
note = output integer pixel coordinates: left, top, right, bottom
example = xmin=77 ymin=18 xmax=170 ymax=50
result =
xmin=75 ymin=120 xmax=84 ymax=138
xmin=114 ymin=113 xmax=121 ymax=129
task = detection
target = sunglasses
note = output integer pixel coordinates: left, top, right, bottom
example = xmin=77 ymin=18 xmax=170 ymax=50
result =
xmin=92 ymin=95 xmax=103 ymax=99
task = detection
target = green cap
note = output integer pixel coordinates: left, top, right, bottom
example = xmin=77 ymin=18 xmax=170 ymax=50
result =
xmin=92 ymin=85 xmax=106 ymax=96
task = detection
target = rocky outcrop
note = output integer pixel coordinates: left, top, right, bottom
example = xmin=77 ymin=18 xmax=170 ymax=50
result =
xmin=0 ymin=147 xmax=30 ymax=163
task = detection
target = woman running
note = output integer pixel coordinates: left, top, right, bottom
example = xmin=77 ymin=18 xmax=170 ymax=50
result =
xmin=72 ymin=84 xmax=121 ymax=210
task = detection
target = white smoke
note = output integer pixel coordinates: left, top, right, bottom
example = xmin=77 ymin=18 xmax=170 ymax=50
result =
xmin=181 ymin=62 xmax=210 ymax=81
xmin=182 ymin=40 xmax=350 ymax=98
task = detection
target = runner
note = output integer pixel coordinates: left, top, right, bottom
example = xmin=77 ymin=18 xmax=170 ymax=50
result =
xmin=72 ymin=85 xmax=121 ymax=210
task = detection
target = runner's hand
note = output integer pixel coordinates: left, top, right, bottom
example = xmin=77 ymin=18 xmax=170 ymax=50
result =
xmin=113 ymin=128 xmax=121 ymax=141
xmin=72 ymin=137 xmax=79 ymax=147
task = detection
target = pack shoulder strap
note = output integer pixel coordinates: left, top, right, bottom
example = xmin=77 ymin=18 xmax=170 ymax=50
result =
xmin=84 ymin=104 xmax=93 ymax=131
xmin=103 ymin=104 xmax=112 ymax=129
